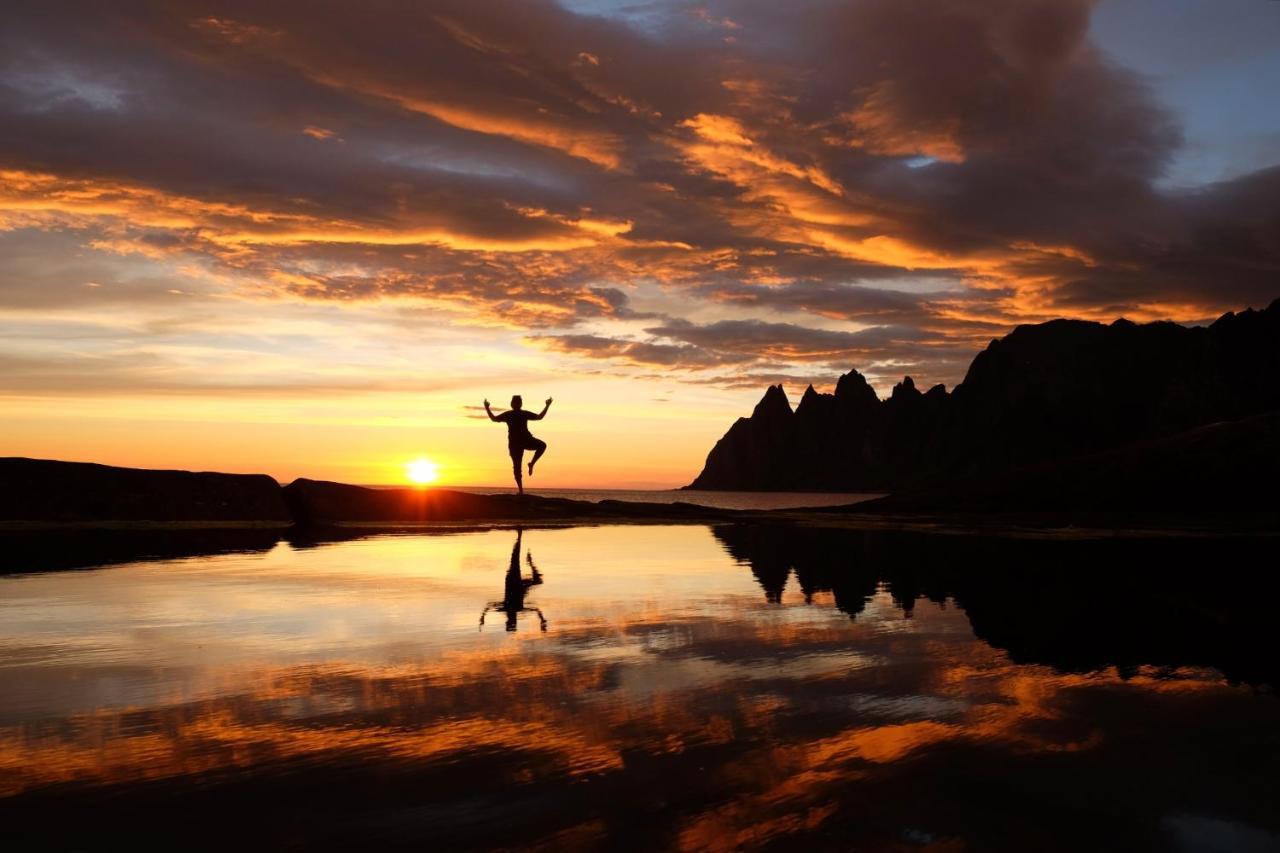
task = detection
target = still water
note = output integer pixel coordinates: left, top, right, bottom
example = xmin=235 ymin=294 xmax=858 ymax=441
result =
xmin=1 ymin=524 xmax=1278 ymax=851
xmin=418 ymin=488 xmax=882 ymax=511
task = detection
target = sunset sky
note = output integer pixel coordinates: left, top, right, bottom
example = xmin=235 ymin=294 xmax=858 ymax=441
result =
xmin=2 ymin=0 xmax=1278 ymax=487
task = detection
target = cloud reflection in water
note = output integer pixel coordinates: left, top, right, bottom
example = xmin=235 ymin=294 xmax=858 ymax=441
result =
xmin=0 ymin=524 xmax=1277 ymax=850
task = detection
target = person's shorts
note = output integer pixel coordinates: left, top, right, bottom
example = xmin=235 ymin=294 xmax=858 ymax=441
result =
xmin=508 ymin=436 xmax=546 ymax=457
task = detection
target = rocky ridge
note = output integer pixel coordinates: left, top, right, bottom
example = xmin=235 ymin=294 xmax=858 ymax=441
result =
xmin=687 ymin=298 xmax=1280 ymax=491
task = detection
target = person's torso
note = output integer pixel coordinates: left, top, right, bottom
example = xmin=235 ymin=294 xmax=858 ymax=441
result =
xmin=499 ymin=410 xmax=533 ymax=439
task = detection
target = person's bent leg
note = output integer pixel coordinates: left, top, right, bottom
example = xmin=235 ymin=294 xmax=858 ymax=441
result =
xmin=527 ymin=438 xmax=547 ymax=475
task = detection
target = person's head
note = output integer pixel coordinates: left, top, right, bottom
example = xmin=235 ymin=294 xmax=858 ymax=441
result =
xmin=511 ymin=395 xmax=523 ymax=410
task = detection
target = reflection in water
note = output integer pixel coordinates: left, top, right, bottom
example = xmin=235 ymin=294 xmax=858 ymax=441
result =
xmin=0 ymin=527 xmax=282 ymax=575
xmin=0 ymin=524 xmax=1277 ymax=850
xmin=715 ymin=525 xmax=1280 ymax=686
xmin=481 ymin=527 xmax=547 ymax=632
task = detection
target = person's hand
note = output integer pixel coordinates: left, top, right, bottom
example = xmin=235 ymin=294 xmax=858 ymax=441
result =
xmin=483 ymin=398 xmax=490 ymax=408
xmin=545 ymin=397 xmax=553 ymax=406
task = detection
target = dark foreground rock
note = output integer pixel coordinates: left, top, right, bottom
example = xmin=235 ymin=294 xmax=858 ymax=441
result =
xmin=283 ymin=478 xmax=735 ymax=525
xmin=0 ymin=458 xmax=291 ymax=524
xmin=853 ymin=411 xmax=1280 ymax=516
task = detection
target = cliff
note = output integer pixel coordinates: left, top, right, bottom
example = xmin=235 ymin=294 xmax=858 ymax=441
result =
xmin=855 ymin=411 xmax=1280 ymax=516
xmin=687 ymin=298 xmax=1280 ymax=491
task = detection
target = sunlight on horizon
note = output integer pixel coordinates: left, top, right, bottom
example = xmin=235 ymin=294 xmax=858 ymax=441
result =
xmin=406 ymin=457 xmax=440 ymax=486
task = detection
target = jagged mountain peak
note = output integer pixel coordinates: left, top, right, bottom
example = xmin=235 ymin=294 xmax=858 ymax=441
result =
xmin=796 ymin=383 xmax=838 ymax=419
xmin=795 ymin=384 xmax=820 ymax=410
xmin=685 ymin=299 xmax=1280 ymax=491
xmin=751 ymin=384 xmax=792 ymax=420
xmin=834 ymin=368 xmax=879 ymax=404
xmin=890 ymin=376 xmax=920 ymax=400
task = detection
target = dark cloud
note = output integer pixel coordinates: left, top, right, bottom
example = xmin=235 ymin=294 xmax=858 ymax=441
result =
xmin=530 ymin=332 xmax=753 ymax=368
xmin=1 ymin=0 xmax=1276 ymax=391
xmin=691 ymin=281 xmax=941 ymax=322
xmin=645 ymin=318 xmax=929 ymax=359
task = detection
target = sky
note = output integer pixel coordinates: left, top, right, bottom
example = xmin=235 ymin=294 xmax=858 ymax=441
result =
xmin=2 ymin=0 xmax=1278 ymax=488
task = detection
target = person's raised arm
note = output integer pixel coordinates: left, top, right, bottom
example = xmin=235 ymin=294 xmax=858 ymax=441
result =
xmin=484 ymin=398 xmax=498 ymax=422
xmin=533 ymin=397 xmax=553 ymax=420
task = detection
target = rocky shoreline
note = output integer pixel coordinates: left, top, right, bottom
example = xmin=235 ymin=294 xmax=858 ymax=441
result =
xmin=0 ymin=457 xmax=748 ymax=530
xmin=3 ymin=456 xmax=1277 ymax=545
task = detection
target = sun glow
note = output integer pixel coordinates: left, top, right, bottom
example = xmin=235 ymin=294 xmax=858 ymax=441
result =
xmin=406 ymin=457 xmax=440 ymax=485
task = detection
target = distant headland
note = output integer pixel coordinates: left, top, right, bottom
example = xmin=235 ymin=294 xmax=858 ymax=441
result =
xmin=687 ymin=298 xmax=1280 ymax=514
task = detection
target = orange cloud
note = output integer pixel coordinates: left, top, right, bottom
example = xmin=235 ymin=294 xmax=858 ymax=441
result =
xmin=0 ymin=170 xmax=627 ymax=254
xmin=680 ymin=113 xmax=845 ymax=196
xmin=301 ymin=125 xmax=339 ymax=141
xmin=837 ymin=90 xmax=967 ymax=164
xmin=354 ymin=89 xmax=624 ymax=169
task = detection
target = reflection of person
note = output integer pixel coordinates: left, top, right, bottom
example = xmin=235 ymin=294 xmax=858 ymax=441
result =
xmin=484 ymin=395 xmax=551 ymax=495
xmin=480 ymin=527 xmax=547 ymax=632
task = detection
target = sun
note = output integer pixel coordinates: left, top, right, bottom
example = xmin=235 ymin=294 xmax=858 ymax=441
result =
xmin=405 ymin=457 xmax=440 ymax=486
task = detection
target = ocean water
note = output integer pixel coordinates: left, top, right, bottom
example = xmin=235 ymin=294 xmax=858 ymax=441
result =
xmin=1 ymin=525 xmax=1277 ymax=850
xmin=395 ymin=487 xmax=884 ymax=511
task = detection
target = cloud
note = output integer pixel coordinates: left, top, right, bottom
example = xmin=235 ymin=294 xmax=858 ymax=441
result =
xmin=645 ymin=318 xmax=928 ymax=361
xmin=0 ymin=350 xmax=470 ymax=397
xmin=533 ymin=316 xmax=977 ymax=395
xmin=0 ymin=0 xmax=1276 ymax=393
xmin=692 ymin=281 xmax=941 ymax=322
xmin=530 ymin=332 xmax=753 ymax=368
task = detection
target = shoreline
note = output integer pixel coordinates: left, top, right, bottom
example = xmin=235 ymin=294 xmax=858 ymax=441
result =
xmin=3 ymin=508 xmax=1275 ymax=540
xmin=3 ymin=457 xmax=1276 ymax=542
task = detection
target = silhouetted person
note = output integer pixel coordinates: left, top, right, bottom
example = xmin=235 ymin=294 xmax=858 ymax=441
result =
xmin=485 ymin=394 xmax=551 ymax=494
xmin=480 ymin=527 xmax=546 ymax=632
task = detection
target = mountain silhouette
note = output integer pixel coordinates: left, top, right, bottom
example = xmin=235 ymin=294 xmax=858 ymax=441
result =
xmin=858 ymin=410 xmax=1280 ymax=516
xmin=687 ymin=298 xmax=1280 ymax=494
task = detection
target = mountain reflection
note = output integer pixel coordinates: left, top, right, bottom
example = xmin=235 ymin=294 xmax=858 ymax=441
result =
xmin=1 ymin=524 xmax=1278 ymax=850
xmin=714 ymin=524 xmax=1280 ymax=686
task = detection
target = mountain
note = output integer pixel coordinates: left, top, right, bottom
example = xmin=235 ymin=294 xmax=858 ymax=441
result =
xmin=856 ymin=411 xmax=1280 ymax=516
xmin=686 ymin=298 xmax=1280 ymax=492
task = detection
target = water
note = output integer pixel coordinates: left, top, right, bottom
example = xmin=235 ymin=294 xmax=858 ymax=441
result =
xmin=384 ymin=487 xmax=883 ymax=511
xmin=1 ymin=524 xmax=1278 ymax=851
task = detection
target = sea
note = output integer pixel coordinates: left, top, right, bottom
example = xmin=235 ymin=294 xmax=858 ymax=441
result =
xmin=372 ymin=486 xmax=883 ymax=511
